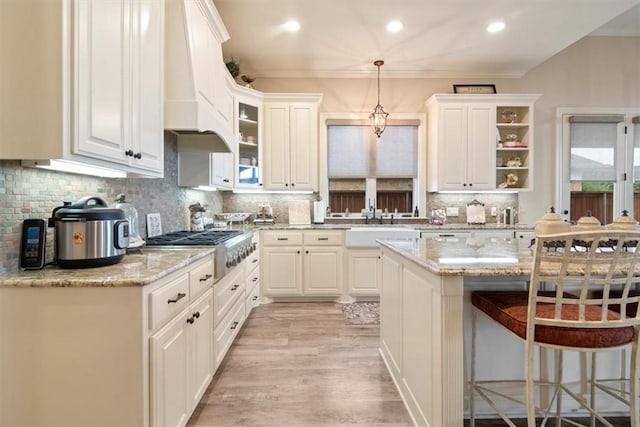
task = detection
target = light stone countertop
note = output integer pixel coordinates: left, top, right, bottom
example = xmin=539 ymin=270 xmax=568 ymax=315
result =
xmin=0 ymin=248 xmax=215 ymax=288
xmin=254 ymin=222 xmax=533 ymax=231
xmin=378 ymin=237 xmax=534 ymax=277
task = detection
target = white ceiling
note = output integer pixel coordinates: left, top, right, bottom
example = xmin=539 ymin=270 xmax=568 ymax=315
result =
xmin=214 ymin=0 xmax=640 ymax=79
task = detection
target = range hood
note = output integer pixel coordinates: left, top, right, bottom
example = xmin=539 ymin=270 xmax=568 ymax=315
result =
xmin=165 ymin=0 xmax=235 ymax=153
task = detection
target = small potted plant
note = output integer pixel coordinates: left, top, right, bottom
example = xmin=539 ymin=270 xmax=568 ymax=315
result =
xmin=225 ymin=58 xmax=240 ymax=79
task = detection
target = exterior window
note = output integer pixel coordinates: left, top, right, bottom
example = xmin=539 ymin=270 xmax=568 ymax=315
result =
xmin=327 ymin=125 xmax=417 ymax=215
xmin=559 ymin=112 xmax=638 ymax=223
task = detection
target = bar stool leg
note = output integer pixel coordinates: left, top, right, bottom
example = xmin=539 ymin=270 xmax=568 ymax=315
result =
xmin=631 ymin=339 xmax=640 ymax=427
xmin=590 ymin=352 xmax=597 ymax=427
xmin=526 ymin=340 xmax=536 ymax=427
xmin=470 ymin=308 xmax=477 ymax=427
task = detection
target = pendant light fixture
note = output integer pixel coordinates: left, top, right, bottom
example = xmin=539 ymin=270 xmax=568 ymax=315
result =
xmin=370 ymin=60 xmax=389 ymax=138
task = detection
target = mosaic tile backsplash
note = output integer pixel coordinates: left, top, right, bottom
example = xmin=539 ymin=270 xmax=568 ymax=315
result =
xmin=0 ymin=130 xmax=521 ymax=274
xmin=0 ymin=133 xmax=221 ymax=274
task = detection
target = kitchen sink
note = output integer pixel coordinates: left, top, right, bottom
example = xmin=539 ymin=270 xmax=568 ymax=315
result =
xmin=345 ymin=226 xmax=421 ymax=248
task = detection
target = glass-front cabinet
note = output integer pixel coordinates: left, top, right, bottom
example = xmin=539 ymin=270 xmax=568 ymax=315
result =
xmin=234 ymin=87 xmax=264 ymax=188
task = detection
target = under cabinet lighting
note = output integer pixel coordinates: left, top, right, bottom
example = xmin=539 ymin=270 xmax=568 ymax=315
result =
xmin=194 ymin=186 xmax=218 ymax=192
xmin=21 ymin=159 xmax=127 ymax=178
xmin=232 ymin=189 xmax=313 ymax=195
xmin=437 ymin=190 xmax=518 ymax=194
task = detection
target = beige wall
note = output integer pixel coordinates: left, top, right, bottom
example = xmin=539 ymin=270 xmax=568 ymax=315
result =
xmin=249 ymin=36 xmax=640 ymax=224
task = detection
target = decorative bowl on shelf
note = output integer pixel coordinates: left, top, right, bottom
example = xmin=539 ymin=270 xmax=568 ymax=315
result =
xmin=500 ymin=109 xmax=517 ymax=123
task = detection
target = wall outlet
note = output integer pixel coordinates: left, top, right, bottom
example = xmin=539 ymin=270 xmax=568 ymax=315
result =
xmin=491 ymin=207 xmax=497 ymax=217
xmin=446 ymin=207 xmax=459 ymax=217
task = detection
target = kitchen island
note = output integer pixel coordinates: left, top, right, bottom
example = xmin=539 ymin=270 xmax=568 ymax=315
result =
xmin=378 ymin=236 xmax=534 ymax=427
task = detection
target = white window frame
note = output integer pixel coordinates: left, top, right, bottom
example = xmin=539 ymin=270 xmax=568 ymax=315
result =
xmin=319 ymin=112 xmax=427 ymax=214
xmin=556 ymin=107 xmax=640 ymax=220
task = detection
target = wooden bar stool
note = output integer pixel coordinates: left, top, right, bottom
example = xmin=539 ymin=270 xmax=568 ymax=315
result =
xmin=469 ymin=230 xmax=640 ymax=427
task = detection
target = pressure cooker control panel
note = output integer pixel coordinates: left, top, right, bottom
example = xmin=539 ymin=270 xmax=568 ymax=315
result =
xmin=114 ymin=220 xmax=130 ymax=249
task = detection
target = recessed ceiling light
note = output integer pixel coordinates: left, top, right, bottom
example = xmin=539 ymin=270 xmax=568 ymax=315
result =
xmin=487 ymin=21 xmax=505 ymax=33
xmin=283 ymin=20 xmax=301 ymax=32
xmin=386 ymin=20 xmax=403 ymax=33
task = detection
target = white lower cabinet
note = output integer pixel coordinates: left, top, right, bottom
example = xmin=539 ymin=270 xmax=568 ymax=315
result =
xmin=262 ymin=230 xmax=343 ymax=297
xmin=151 ymin=288 xmax=213 ymax=427
xmin=151 ymin=307 xmax=190 ymax=427
xmin=347 ymin=249 xmax=381 ymax=296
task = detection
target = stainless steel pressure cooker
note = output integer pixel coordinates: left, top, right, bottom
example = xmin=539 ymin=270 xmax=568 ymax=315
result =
xmin=50 ymin=196 xmax=129 ymax=268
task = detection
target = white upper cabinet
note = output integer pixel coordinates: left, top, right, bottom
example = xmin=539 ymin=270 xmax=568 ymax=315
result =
xmin=263 ymin=94 xmax=323 ymax=191
xmin=426 ymin=94 xmax=540 ymax=192
xmin=164 ymin=0 xmax=235 ymax=151
xmin=0 ymin=0 xmax=164 ymax=177
xmin=75 ymin=0 xmax=164 ymax=174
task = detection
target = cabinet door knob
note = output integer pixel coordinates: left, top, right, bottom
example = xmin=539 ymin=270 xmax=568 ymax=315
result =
xmin=231 ymin=284 xmax=240 ymax=291
xmin=463 ymin=183 xmax=467 ymax=187
xmin=305 ymin=250 xmax=309 ymax=254
xmin=125 ymin=149 xmax=134 ymax=157
xmin=469 ymin=183 xmax=472 ymax=187
xmin=296 ymin=250 xmax=300 ymax=254
xmin=291 ymin=183 xmax=295 ymax=187
xmin=285 ymin=183 xmax=289 ymax=187
xmin=193 ymin=311 xmax=200 ymax=319
xmin=133 ymin=152 xmax=142 ymax=159
xmin=186 ymin=316 xmax=195 ymax=324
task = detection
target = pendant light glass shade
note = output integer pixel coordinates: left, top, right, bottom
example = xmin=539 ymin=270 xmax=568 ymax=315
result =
xmin=370 ymin=60 xmax=388 ymax=138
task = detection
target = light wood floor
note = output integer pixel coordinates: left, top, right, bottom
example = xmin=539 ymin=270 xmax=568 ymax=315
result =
xmin=186 ymin=302 xmax=632 ymax=427
xmin=187 ymin=302 xmax=414 ymax=426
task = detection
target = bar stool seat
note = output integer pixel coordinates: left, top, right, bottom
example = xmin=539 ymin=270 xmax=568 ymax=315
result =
xmin=472 ymin=291 xmax=635 ymax=348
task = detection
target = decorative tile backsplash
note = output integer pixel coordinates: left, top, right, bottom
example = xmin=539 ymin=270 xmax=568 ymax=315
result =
xmin=0 ymin=133 xmax=221 ymax=274
xmin=0 ymin=130 xmax=522 ymax=274
xmin=427 ymin=193 xmax=519 ymax=224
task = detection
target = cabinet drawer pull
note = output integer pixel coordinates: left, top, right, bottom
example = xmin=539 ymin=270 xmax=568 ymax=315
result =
xmin=199 ymin=274 xmax=213 ymax=282
xmin=276 ymin=237 xmax=288 ymax=241
xmin=230 ymin=321 xmax=239 ymax=330
xmin=317 ymin=237 xmax=329 ymax=241
xmin=167 ymin=292 xmax=186 ymax=304
xmin=252 ymin=259 xmax=258 ymax=263
xmin=439 ymin=234 xmax=455 ymax=237
xmin=231 ymin=284 xmax=240 ymax=291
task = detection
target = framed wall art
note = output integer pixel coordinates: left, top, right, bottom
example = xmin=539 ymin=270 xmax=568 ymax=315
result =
xmin=453 ymin=84 xmax=497 ymax=94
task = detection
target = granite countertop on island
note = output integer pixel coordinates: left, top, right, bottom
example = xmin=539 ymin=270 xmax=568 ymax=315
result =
xmin=0 ymin=248 xmax=215 ymax=288
xmin=253 ymin=221 xmax=533 ymax=231
xmin=378 ymin=237 xmax=534 ymax=277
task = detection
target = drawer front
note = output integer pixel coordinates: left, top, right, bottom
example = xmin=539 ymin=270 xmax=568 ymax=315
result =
xmin=214 ymin=296 xmax=246 ymax=368
xmin=213 ymin=267 xmax=246 ymax=328
xmin=245 ymin=281 xmax=260 ymax=316
xmin=262 ymin=231 xmax=303 ymax=246
xmin=149 ymin=273 xmax=190 ymax=330
xmin=246 ymin=262 xmax=260 ymax=294
xmin=303 ymin=230 xmax=343 ymax=246
xmin=189 ymin=258 xmax=214 ymax=299
xmin=246 ymin=248 xmax=260 ymax=267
